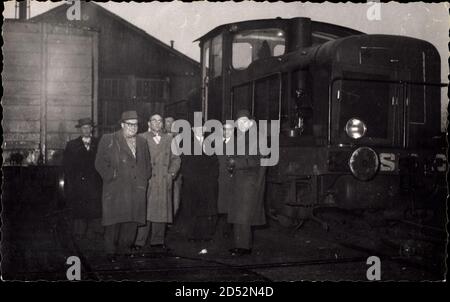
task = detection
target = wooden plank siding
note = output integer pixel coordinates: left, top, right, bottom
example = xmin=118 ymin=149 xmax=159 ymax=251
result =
xmin=2 ymin=20 xmax=98 ymax=166
xmin=29 ymin=2 xmax=200 ymax=134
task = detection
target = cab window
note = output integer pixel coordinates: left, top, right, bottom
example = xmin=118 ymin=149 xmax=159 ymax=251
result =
xmin=211 ymin=35 xmax=223 ymax=78
xmin=202 ymin=41 xmax=210 ymax=81
xmin=232 ymin=28 xmax=286 ymax=70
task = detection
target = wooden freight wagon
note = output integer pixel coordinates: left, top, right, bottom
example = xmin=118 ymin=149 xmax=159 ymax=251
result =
xmin=2 ymin=20 xmax=99 ymax=167
xmin=2 ymin=20 xmax=98 ymax=209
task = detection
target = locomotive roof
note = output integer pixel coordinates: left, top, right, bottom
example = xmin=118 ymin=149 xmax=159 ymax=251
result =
xmin=195 ymin=17 xmax=364 ymax=42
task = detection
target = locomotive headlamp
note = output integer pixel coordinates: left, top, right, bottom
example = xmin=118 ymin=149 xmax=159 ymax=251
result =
xmin=345 ymin=118 xmax=367 ymax=139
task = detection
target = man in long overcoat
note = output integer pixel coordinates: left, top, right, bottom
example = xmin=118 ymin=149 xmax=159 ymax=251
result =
xmin=63 ymin=118 xmax=102 ymax=240
xmin=95 ymin=111 xmax=151 ymax=261
xmin=164 ymin=115 xmax=182 ymax=217
xmin=179 ymin=121 xmax=219 ymax=242
xmin=216 ymin=122 xmax=235 ymax=238
xmin=227 ymin=110 xmax=267 ymax=256
xmin=133 ymin=113 xmax=180 ymax=251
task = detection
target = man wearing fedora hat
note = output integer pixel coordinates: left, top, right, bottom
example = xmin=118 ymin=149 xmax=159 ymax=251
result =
xmin=63 ymin=118 xmax=103 ymax=242
xmin=131 ymin=113 xmax=180 ymax=253
xmin=95 ymin=110 xmax=152 ymax=262
xmin=178 ymin=112 xmax=219 ymax=244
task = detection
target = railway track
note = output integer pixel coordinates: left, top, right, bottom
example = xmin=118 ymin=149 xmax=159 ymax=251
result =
xmin=310 ymin=210 xmax=447 ymax=279
xmin=29 ymin=209 xmax=444 ymax=281
xmin=62 ymin=236 xmax=436 ymax=281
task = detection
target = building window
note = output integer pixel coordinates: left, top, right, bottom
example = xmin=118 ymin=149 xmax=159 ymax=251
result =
xmin=136 ymin=79 xmax=167 ymax=102
xmin=101 ymin=79 xmax=126 ymax=98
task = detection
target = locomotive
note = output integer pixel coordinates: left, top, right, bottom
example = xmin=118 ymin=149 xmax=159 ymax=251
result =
xmin=167 ymin=17 xmax=448 ymax=230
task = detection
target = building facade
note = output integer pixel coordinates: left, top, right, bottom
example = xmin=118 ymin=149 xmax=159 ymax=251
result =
xmin=32 ymin=2 xmax=200 ymax=133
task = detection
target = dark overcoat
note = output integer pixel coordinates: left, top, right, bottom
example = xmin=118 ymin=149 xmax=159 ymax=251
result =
xmin=140 ymin=131 xmax=180 ymax=223
xmin=217 ymin=138 xmax=235 ymax=214
xmin=228 ymin=125 xmax=267 ymax=226
xmin=95 ymin=130 xmax=152 ymax=226
xmin=180 ymin=134 xmax=219 ymax=217
xmin=63 ymin=136 xmax=102 ymax=219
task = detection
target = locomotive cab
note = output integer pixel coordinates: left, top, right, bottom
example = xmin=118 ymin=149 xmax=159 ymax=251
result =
xmin=197 ymin=17 xmax=362 ymax=129
xmin=194 ymin=17 xmax=447 ymax=229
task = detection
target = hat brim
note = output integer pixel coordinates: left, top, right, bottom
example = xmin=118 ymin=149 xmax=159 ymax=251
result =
xmin=236 ymin=115 xmax=254 ymax=121
xmin=75 ymin=123 xmax=96 ymax=128
xmin=119 ymin=118 xmax=139 ymax=124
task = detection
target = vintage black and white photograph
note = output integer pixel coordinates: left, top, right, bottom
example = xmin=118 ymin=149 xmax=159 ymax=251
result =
xmin=1 ymin=1 xmax=448 ymax=283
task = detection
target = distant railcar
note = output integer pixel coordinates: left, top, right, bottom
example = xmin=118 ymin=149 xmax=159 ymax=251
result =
xmin=166 ymin=17 xmax=447 ymax=229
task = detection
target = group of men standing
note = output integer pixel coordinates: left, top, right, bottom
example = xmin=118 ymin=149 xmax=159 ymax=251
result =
xmin=63 ymin=109 xmax=266 ymax=262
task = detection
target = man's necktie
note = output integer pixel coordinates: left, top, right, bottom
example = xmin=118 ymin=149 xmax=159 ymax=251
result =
xmin=82 ymin=137 xmax=91 ymax=151
xmin=153 ymin=134 xmax=161 ymax=145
